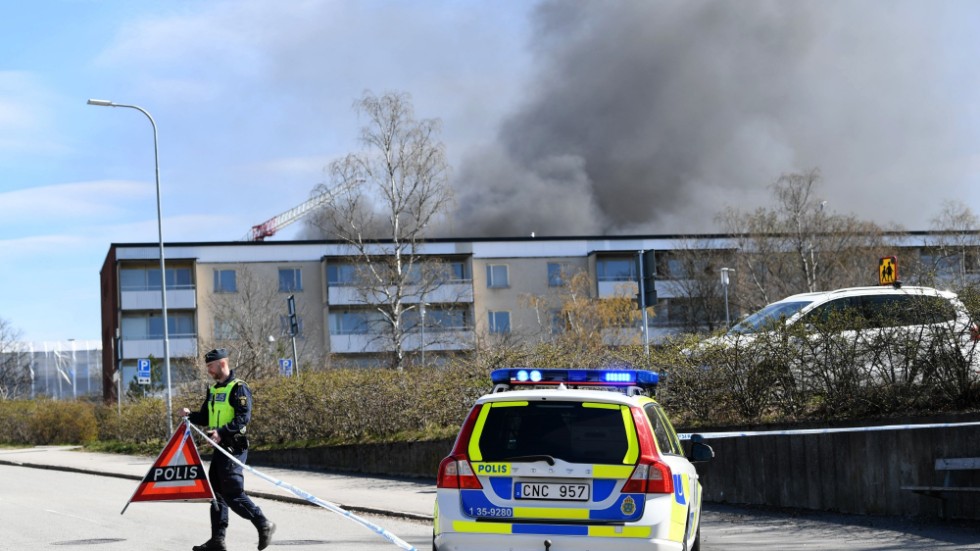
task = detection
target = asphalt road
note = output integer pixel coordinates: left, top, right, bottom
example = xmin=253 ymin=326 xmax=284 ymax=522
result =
xmin=2 ymin=464 xmax=979 ymax=550
xmin=0 ymin=464 xmax=431 ymax=550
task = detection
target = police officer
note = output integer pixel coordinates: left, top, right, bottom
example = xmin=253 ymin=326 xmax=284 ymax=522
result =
xmin=179 ymin=348 xmax=275 ymax=551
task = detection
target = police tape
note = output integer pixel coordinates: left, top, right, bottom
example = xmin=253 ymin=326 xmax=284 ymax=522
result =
xmin=186 ymin=422 xmax=417 ymax=551
xmin=677 ymin=420 xmax=980 ymax=441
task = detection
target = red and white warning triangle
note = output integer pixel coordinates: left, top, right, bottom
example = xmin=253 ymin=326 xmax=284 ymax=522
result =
xmin=121 ymin=420 xmax=214 ymax=514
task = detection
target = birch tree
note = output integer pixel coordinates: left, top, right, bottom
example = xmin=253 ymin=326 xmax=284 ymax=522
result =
xmin=310 ymin=91 xmax=453 ymax=370
xmin=719 ymin=169 xmax=889 ymax=313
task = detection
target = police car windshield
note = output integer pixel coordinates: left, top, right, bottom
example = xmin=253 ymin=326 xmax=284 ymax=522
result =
xmin=729 ymin=300 xmax=812 ymax=335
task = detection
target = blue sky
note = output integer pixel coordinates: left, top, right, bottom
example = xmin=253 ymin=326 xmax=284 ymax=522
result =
xmin=0 ymin=0 xmax=532 ymax=342
xmin=2 ymin=1 xmax=980 ymax=344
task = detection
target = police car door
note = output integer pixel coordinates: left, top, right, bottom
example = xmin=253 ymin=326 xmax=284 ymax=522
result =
xmin=645 ymin=403 xmax=700 ymax=545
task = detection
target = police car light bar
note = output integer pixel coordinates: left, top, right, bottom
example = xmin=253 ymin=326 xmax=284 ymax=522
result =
xmin=490 ymin=368 xmax=659 ymax=393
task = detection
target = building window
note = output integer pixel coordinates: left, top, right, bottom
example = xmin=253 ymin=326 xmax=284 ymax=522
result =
xmin=279 ymin=268 xmax=303 ymax=292
xmin=550 ymin=309 xmax=567 ymax=334
xmin=597 ymin=257 xmax=636 ymax=282
xmin=329 ymin=310 xmax=381 ymax=335
xmin=326 ymin=263 xmax=357 ymax=286
xmin=449 ymin=260 xmax=469 ymax=281
xmin=488 ymin=311 xmax=511 ymax=334
xmin=405 ymin=306 xmax=469 ymax=332
xmin=213 ymin=318 xmax=237 ymax=340
xmin=547 ymin=263 xmax=566 ymax=287
xmin=120 ymin=267 xmax=192 ymax=291
xmin=213 ymin=269 xmax=237 ymax=293
xmin=487 ymin=264 xmax=510 ymax=288
xmin=966 ymin=251 xmax=980 ymax=274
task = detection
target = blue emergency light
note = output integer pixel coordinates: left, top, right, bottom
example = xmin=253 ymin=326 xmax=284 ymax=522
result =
xmin=490 ymin=368 xmax=659 ymax=390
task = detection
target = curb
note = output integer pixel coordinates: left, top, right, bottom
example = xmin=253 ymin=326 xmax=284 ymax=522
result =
xmin=0 ymin=457 xmax=434 ymax=523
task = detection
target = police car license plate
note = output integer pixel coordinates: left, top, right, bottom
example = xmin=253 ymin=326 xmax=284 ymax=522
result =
xmin=515 ymin=482 xmax=590 ymax=501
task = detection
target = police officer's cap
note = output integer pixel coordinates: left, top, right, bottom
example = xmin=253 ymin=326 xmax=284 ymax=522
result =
xmin=204 ymin=348 xmax=228 ymax=363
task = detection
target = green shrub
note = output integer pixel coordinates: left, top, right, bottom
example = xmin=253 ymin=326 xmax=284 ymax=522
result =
xmin=26 ymin=400 xmax=98 ymax=445
xmin=0 ymin=400 xmax=36 ymax=445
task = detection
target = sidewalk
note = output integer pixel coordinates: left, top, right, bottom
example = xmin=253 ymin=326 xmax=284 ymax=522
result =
xmin=0 ymin=446 xmax=436 ymax=522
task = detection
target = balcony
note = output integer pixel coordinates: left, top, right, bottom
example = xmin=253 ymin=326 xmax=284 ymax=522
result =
xmin=121 ymin=337 xmax=198 ymax=360
xmin=597 ymin=280 xmax=682 ymax=300
xmin=598 ymin=280 xmax=638 ymax=299
xmin=329 ymin=329 xmax=475 ymax=354
xmin=121 ymin=288 xmax=196 ymax=310
xmin=328 ymin=282 xmax=473 ymax=306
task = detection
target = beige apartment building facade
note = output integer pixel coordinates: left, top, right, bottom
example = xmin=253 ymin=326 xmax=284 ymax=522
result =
xmin=99 ymin=236 xmax=714 ymax=401
xmin=99 ymin=233 xmax=980 ymax=402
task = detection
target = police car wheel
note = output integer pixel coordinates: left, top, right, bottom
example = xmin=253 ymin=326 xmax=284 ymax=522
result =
xmin=689 ymin=523 xmax=702 ymax=551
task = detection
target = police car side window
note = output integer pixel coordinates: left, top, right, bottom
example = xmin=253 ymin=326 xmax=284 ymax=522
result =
xmin=644 ymin=404 xmax=679 ymax=456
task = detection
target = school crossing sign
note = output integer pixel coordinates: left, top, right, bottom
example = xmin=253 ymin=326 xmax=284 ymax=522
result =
xmin=878 ymin=256 xmax=898 ymax=285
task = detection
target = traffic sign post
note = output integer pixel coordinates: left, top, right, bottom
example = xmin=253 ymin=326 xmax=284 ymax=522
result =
xmin=279 ymin=358 xmax=293 ymax=377
xmin=286 ymin=295 xmax=299 ymax=376
xmin=137 ymin=358 xmax=151 ymax=385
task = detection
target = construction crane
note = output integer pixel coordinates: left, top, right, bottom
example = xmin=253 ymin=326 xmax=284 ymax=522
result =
xmin=246 ymin=180 xmax=360 ymax=241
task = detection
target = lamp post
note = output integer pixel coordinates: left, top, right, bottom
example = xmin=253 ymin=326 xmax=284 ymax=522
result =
xmin=720 ymin=267 xmax=735 ymax=328
xmin=87 ymin=99 xmax=173 ymax=435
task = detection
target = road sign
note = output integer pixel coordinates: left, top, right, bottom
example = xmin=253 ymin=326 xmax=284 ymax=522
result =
xmin=287 ymin=295 xmax=299 ymax=336
xmin=279 ymin=358 xmax=293 ymax=377
xmin=137 ymin=358 xmax=151 ymax=385
xmin=878 ymin=256 xmax=898 ymax=285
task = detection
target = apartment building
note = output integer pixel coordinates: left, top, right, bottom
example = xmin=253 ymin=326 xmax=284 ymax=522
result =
xmin=99 ymin=236 xmax=721 ymax=399
xmin=99 ymin=232 xmax=980 ymax=402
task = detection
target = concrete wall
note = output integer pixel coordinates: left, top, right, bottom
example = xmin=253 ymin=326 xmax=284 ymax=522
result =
xmin=693 ymin=415 xmax=980 ymax=520
xmin=249 ymin=415 xmax=980 ymax=520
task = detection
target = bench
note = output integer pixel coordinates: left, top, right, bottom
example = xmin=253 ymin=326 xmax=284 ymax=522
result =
xmin=902 ymin=457 xmax=980 ymax=518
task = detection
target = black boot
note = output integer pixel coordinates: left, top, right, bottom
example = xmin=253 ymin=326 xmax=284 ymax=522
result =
xmin=191 ymin=539 xmax=227 ymax=551
xmin=255 ymin=519 xmax=276 ymax=550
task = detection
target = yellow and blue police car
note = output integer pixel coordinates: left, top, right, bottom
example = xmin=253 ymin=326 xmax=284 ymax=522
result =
xmin=434 ymin=368 xmax=714 ymax=551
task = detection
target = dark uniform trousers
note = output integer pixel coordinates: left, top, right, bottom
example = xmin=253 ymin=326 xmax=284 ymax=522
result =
xmin=210 ymin=448 xmax=265 ymax=539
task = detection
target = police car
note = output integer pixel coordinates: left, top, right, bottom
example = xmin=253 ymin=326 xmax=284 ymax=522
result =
xmin=433 ymin=368 xmax=713 ymax=551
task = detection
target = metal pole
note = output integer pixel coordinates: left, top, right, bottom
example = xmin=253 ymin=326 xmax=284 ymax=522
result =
xmin=87 ymin=99 xmax=173 ymax=434
xmin=69 ymin=339 xmax=77 ymax=399
xmin=721 ymin=268 xmax=734 ymax=328
xmin=420 ymin=303 xmax=426 ymax=366
xmin=28 ymin=343 xmax=35 ymax=400
xmin=638 ymin=250 xmax=650 ymax=355
xmin=290 ymin=337 xmax=299 ymax=377
xmin=724 ymin=282 xmax=730 ymax=328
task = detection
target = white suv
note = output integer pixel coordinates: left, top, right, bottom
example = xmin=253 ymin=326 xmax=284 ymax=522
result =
xmin=725 ymin=285 xmax=979 ymax=370
xmin=433 ymin=368 xmax=713 ymax=551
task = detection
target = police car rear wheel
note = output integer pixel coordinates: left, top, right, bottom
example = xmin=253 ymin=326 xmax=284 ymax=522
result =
xmin=689 ymin=522 xmax=701 ymax=551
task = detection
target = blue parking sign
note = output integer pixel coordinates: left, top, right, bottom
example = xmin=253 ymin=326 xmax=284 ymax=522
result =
xmin=279 ymin=358 xmax=293 ymax=377
xmin=137 ymin=359 xmax=151 ymax=385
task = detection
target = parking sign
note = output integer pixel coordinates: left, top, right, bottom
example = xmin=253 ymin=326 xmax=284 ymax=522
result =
xmin=279 ymin=358 xmax=293 ymax=377
xmin=137 ymin=359 xmax=151 ymax=385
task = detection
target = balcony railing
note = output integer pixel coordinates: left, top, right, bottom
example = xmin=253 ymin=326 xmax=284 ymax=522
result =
xmin=329 ymin=330 xmax=475 ymax=354
xmin=121 ymin=288 xmax=196 ymax=310
xmin=120 ymin=337 xmax=197 ymax=359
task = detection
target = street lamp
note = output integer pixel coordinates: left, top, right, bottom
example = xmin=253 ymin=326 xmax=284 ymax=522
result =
xmin=87 ymin=99 xmax=174 ymax=435
xmin=720 ymin=267 xmax=735 ymax=328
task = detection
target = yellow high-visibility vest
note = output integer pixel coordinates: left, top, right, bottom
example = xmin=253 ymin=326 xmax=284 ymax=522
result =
xmin=208 ymin=379 xmax=243 ymax=430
